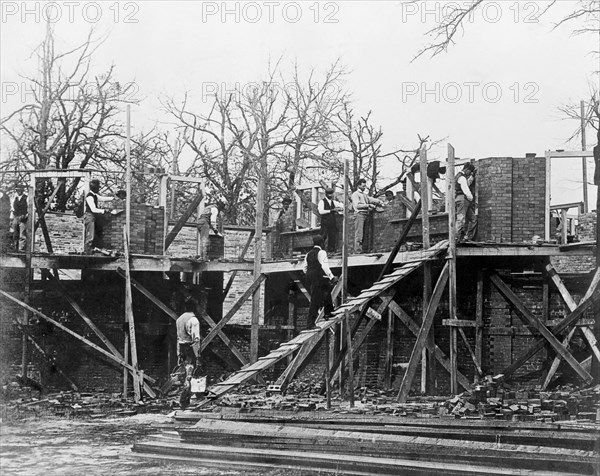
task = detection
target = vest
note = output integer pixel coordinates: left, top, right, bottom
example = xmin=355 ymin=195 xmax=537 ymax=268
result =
xmin=306 ymin=247 xmax=325 ymax=283
xmin=13 ymin=194 xmax=28 ymax=216
xmin=85 ymin=192 xmax=99 ymax=213
xmin=320 ymin=198 xmax=337 ymax=225
xmin=455 ymin=172 xmax=467 ymax=198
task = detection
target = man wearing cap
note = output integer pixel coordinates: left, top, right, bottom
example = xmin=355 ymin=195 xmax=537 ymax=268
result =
xmin=302 ymin=235 xmax=337 ymax=328
xmin=318 ymin=188 xmax=343 ymax=253
xmin=351 ymin=179 xmax=384 ymax=253
xmin=11 ymin=184 xmax=28 ymax=252
xmin=84 ymin=179 xmax=114 ymax=254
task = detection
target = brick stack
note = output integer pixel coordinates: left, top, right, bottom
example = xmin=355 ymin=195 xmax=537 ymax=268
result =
xmin=511 ymin=157 xmax=546 ymax=242
xmin=103 ymin=203 xmax=165 ymax=254
xmin=477 ymin=157 xmax=514 ymax=242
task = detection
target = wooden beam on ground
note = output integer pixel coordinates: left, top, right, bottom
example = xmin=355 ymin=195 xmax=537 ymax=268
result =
xmin=489 ymin=273 xmax=592 ymax=384
xmin=123 ymin=226 xmax=141 ymax=401
xmin=223 ymin=230 xmax=255 ymax=299
xmin=201 ymin=275 xmax=266 ymax=350
xmin=398 ymin=263 xmax=450 ymax=402
xmin=164 ymin=192 xmax=203 ymax=250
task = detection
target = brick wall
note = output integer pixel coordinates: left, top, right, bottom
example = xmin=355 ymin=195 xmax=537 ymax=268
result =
xmin=551 ymin=211 xmax=596 ymax=273
xmin=478 ymin=157 xmax=546 ymax=243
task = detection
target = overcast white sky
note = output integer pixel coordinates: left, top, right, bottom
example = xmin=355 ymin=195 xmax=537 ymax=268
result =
xmin=1 ymin=0 xmax=598 ymax=208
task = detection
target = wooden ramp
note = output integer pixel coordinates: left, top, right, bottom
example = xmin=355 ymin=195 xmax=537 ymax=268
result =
xmin=193 ymin=241 xmax=448 ymax=409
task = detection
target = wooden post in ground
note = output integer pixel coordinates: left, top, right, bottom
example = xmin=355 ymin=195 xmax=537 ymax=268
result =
xmin=325 ymin=329 xmax=332 ymax=410
xmin=287 ymin=288 xmax=296 ymax=365
xmin=22 ymin=174 xmax=35 ymax=377
xmin=251 ymin=156 xmax=266 ymax=363
xmin=385 ymin=308 xmax=394 ymax=389
xmin=342 ymin=158 xmax=349 ymax=303
xmin=419 ymin=145 xmax=433 ymax=394
xmin=447 ymin=144 xmax=458 ymax=394
xmin=475 ymin=269 xmax=484 ymax=382
xmin=123 ymin=226 xmax=141 ymax=401
xmin=345 ymin=312 xmax=355 ymax=408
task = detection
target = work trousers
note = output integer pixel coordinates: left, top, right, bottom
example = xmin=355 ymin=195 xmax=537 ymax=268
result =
xmin=197 ymin=218 xmax=210 ymax=261
xmin=320 ymin=216 xmax=338 ymax=253
xmin=456 ymin=195 xmax=476 ymax=241
xmin=353 ymin=213 xmax=368 ymax=253
xmin=307 ymin=278 xmax=334 ymax=328
xmin=83 ymin=212 xmax=104 ymax=254
xmin=11 ymin=216 xmax=27 ymax=252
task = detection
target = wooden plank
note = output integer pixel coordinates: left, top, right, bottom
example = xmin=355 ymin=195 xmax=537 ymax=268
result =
xmin=458 ymin=328 xmax=483 ymax=377
xmin=398 ymin=263 xmax=449 ymax=402
xmin=344 ymin=312 xmax=355 ymax=408
xmin=447 ymin=143 xmax=458 ymax=395
xmin=442 ymin=319 xmax=481 ymax=327
xmin=201 ymin=275 xmax=266 ymax=350
xmin=490 ymin=273 xmax=592 ymax=383
xmin=475 ymin=269 xmax=484 ymax=376
xmin=0 ymin=290 xmax=153 ymax=379
xmin=385 ymin=308 xmax=394 ymax=389
xmin=388 ymin=304 xmax=469 ymax=392
xmin=164 ymin=192 xmax=203 ymax=250
xmin=223 ymin=230 xmax=255 ymax=299
xmin=123 ymin=226 xmax=141 ymax=401
xmin=292 ymin=277 xmax=311 ymax=302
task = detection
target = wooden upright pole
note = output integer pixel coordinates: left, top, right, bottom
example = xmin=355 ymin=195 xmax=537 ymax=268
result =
xmin=419 ymin=146 xmax=433 ymax=394
xmin=447 ymin=144 xmax=458 ymax=394
xmin=22 ymin=174 xmax=36 ymax=377
xmin=342 ymin=158 xmax=349 ymax=303
xmin=251 ymin=155 xmax=266 ymax=363
xmin=581 ymin=100 xmax=588 ymax=213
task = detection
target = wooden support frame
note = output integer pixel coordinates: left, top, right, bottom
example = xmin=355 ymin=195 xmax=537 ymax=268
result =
xmin=384 ymin=308 xmax=394 ymax=389
xmin=490 ymin=272 xmax=593 ymax=384
xmin=447 ymin=143 xmax=458 ymax=394
xmin=388 ymin=300 xmax=471 ymax=391
xmin=201 ymin=274 xmax=266 ymax=350
xmin=419 ymin=145 xmax=432 ymax=394
xmin=123 ymin=226 xmax=141 ymax=401
xmin=0 ymin=290 xmax=157 ymax=385
xmin=397 ymin=262 xmax=450 ymax=402
xmin=543 ymin=264 xmax=600 ymax=388
xmin=164 ymin=191 xmax=204 ymax=251
xmin=344 ymin=312 xmax=355 ymax=407
xmin=223 ymin=230 xmax=255 ymax=299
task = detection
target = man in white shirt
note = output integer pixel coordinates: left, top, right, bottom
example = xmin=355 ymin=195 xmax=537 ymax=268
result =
xmin=83 ymin=179 xmax=115 ymax=254
xmin=318 ymin=188 xmax=344 ymax=253
xmin=302 ymin=235 xmax=337 ymax=328
xmin=176 ymin=299 xmax=201 ymax=369
xmin=197 ymin=203 xmax=219 ymax=261
xmin=455 ymin=162 xmax=476 ymax=242
xmin=351 ymin=179 xmax=384 ymax=253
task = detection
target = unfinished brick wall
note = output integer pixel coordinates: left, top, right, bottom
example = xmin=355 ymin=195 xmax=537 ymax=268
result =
xmin=477 ymin=157 xmax=546 ymax=243
xmin=551 ymin=211 xmax=596 ymax=273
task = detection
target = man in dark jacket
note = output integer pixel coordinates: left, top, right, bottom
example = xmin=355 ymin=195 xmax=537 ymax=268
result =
xmin=302 ymin=235 xmax=337 ymax=328
xmin=11 ymin=184 xmax=28 ymax=252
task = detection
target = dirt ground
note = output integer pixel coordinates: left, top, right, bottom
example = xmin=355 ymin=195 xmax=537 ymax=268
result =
xmin=0 ymin=413 xmax=320 ymax=476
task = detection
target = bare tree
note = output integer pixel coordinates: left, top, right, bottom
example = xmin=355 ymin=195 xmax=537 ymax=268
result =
xmin=411 ymin=0 xmax=599 ymax=61
xmin=0 ymin=23 xmax=138 ymax=210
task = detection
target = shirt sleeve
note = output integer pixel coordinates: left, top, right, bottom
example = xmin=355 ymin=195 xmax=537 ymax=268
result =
xmin=317 ymin=199 xmax=327 ymax=215
xmin=302 ymin=255 xmax=308 ymax=274
xmin=317 ymin=249 xmax=334 ymax=279
xmin=189 ymin=317 xmax=201 ymax=342
xmin=351 ymin=192 xmax=361 ymax=211
xmin=97 ymin=195 xmax=113 ymax=203
xmin=458 ymin=177 xmax=473 ymax=201
xmin=86 ymin=195 xmax=104 ymax=213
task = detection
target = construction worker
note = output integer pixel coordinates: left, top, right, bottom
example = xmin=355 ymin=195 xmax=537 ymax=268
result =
xmin=83 ymin=179 xmax=115 ymax=254
xmin=455 ymin=162 xmax=476 ymax=242
xmin=0 ymin=188 xmax=11 ymax=252
xmin=302 ymin=235 xmax=337 ymax=328
xmin=11 ymin=183 xmax=28 ymax=252
xmin=351 ymin=179 xmax=384 ymax=253
xmin=318 ymin=188 xmax=343 ymax=253
xmin=176 ymin=298 xmax=203 ymax=409
xmin=197 ymin=203 xmax=219 ymax=261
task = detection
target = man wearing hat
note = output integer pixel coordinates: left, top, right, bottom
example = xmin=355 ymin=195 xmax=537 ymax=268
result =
xmin=84 ymin=179 xmax=115 ymax=254
xmin=11 ymin=183 xmax=28 ymax=252
xmin=318 ymin=188 xmax=344 ymax=253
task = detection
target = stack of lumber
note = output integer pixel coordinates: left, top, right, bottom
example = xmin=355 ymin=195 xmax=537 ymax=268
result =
xmin=133 ymin=409 xmax=600 ymax=475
